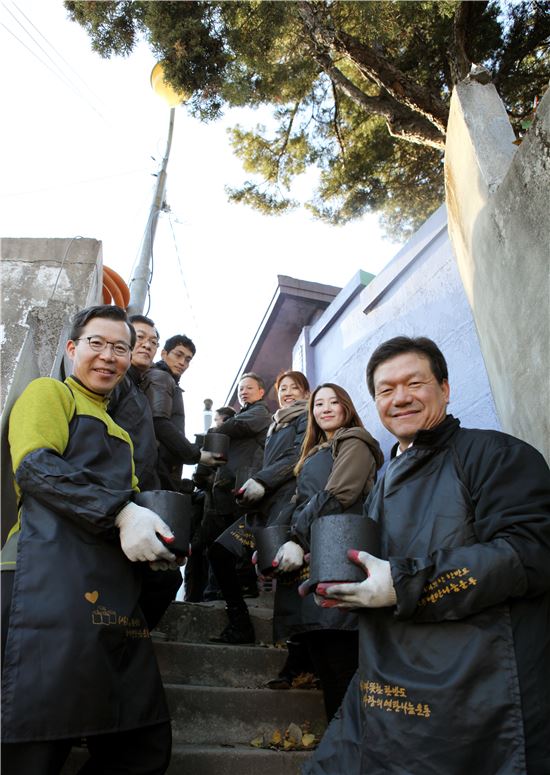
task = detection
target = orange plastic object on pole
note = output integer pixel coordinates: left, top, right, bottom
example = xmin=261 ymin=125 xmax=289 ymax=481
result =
xmin=102 ymin=265 xmax=131 ymax=309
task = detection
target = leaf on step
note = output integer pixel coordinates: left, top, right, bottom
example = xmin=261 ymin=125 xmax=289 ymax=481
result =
xmin=302 ymin=733 xmax=317 ymax=748
xmin=285 ymin=722 xmax=303 ymax=745
xmin=270 ymin=728 xmax=283 ymax=746
xmin=250 ymin=736 xmax=264 ymax=748
xmin=291 ymin=672 xmax=319 ymax=689
xmin=283 ymin=739 xmax=295 ymax=750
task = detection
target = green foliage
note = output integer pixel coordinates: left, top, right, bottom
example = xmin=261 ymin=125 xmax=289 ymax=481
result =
xmin=65 ymin=0 xmax=550 ymax=238
xmin=307 ymin=119 xmax=444 ymax=240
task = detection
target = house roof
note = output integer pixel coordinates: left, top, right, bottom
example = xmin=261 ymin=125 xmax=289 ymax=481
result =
xmin=225 ymin=275 xmax=341 ymax=411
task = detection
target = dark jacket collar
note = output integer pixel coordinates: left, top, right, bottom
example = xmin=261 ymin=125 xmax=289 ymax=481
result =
xmin=153 ymin=359 xmax=180 ymax=385
xmin=239 ymin=398 xmax=266 ymax=413
xmin=128 ymin=364 xmax=146 ymax=387
xmin=390 ymin=414 xmax=460 ymax=458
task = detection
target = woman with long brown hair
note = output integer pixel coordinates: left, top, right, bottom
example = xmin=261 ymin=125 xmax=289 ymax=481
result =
xmin=272 ymin=382 xmax=384 ymax=720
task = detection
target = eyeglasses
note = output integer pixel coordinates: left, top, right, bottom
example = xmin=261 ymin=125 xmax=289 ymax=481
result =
xmin=136 ymin=333 xmax=160 ymax=348
xmin=75 ymin=336 xmax=131 ymax=357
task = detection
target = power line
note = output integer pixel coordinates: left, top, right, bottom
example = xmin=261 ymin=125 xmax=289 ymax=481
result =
xmin=1 ymin=20 xmax=77 ymax=94
xmin=0 ymin=168 xmax=150 ymax=198
xmin=1 ymin=4 xmax=107 ymax=121
xmin=11 ymin=1 xmax=108 ymax=111
xmin=168 ymin=212 xmax=199 ymax=333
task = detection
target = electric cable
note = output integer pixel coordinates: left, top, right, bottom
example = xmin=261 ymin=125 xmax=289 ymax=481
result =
xmin=1 ymin=5 xmax=106 ymax=120
xmin=0 ymin=168 xmax=150 ymax=199
xmin=167 ymin=212 xmax=199 ymax=332
xmin=10 ymin=1 xmax=108 ymax=111
xmin=48 ymin=236 xmax=85 ymax=302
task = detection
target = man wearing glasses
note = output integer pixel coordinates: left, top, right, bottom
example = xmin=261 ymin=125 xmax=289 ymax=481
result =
xmin=109 ymin=314 xmax=185 ymax=629
xmin=1 ymin=304 xmax=175 ymax=774
xmin=109 ymin=314 xmax=162 ymax=492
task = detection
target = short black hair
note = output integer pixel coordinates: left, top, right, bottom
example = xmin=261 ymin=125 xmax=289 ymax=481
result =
xmin=163 ymin=334 xmax=196 ymax=356
xmin=129 ymin=314 xmax=159 ymax=339
xmin=240 ymin=372 xmax=265 ymax=391
xmin=69 ymin=305 xmax=135 ymax=348
xmin=215 ymin=406 xmax=236 ymax=420
xmin=366 ymin=336 xmax=448 ymax=397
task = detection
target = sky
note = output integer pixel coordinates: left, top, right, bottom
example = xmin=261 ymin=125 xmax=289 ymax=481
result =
xmin=1 ymin=0 xmax=403 ymax=435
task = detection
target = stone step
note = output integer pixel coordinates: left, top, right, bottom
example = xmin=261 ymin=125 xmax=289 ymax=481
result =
xmin=167 ymin=742 xmax=315 ymax=775
xmin=61 ymin=741 xmax=315 ymax=775
xmin=155 ymin=640 xmax=289 ymax=688
xmin=154 ymin=599 xmax=275 ymax=644
xmin=166 ymin=684 xmax=326 ymax=745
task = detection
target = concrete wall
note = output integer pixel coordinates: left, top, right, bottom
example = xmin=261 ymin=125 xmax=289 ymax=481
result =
xmin=445 ymin=82 xmax=550 ymax=463
xmin=292 ymin=206 xmax=501 ymax=464
xmin=1 ymin=237 xmax=102 ymax=540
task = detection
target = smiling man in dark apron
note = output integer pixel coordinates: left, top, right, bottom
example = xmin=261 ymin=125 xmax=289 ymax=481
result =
xmin=306 ymin=336 xmax=550 ymax=775
xmin=1 ymin=304 xmax=177 ymax=775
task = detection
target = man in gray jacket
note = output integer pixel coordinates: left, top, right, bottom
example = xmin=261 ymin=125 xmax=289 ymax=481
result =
xmin=207 ymin=373 xmax=272 ymax=642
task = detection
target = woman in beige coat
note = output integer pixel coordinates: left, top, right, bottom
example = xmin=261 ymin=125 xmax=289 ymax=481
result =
xmin=272 ymin=383 xmax=383 ymax=720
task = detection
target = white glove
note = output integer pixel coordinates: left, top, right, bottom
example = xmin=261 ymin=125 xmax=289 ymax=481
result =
xmin=149 ymin=558 xmax=186 ymax=571
xmin=238 ymin=478 xmax=265 ymax=504
xmin=316 ymin=550 xmax=397 ymax=609
xmin=115 ymin=502 xmax=176 ymax=563
xmin=200 ymin=450 xmax=225 ymax=467
xmin=272 ymin=541 xmax=304 ymax=572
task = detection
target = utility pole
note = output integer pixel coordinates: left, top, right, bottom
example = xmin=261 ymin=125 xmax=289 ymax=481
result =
xmin=127 ymin=62 xmax=188 ymax=315
xmin=127 ymin=106 xmax=175 ymax=315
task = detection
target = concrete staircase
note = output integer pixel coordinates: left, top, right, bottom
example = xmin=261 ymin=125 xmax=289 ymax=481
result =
xmin=62 ymin=594 xmax=326 ymax=774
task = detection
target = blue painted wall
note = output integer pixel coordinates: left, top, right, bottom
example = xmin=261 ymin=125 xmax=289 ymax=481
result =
xmin=293 ymin=205 xmax=501 ymax=464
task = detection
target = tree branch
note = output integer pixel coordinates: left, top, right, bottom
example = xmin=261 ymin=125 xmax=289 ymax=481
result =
xmin=330 ymin=79 xmax=346 ymax=161
xmin=449 ymin=1 xmax=483 ymax=83
xmin=297 ymin=0 xmax=449 ymax=135
xmin=274 ymin=102 xmax=301 ymax=182
xmin=315 ymin=50 xmax=445 ymax=150
xmin=493 ymin=4 xmax=550 ymax=88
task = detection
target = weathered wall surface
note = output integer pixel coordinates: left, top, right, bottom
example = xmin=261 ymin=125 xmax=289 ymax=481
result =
xmin=1 ymin=237 xmax=102 ymax=540
xmin=445 ymin=82 xmax=549 ymax=462
xmin=293 ymin=206 xmax=500 ymax=462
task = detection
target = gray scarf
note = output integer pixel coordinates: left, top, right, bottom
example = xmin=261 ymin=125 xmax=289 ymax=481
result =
xmin=268 ymin=399 xmax=308 ymax=436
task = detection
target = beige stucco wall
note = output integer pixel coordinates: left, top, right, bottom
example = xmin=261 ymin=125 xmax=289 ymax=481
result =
xmin=445 ymin=82 xmax=550 ymax=462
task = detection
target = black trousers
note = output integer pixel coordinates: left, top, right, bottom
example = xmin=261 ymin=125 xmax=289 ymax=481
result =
xmin=208 ymin=541 xmax=244 ymax=608
xmin=139 ymin=565 xmax=183 ymax=630
xmin=1 ymin=721 xmax=172 ymax=775
xmin=301 ymin=629 xmax=359 ymax=721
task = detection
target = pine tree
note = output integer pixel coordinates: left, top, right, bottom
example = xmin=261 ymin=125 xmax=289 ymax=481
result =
xmin=65 ymin=0 xmax=549 ymax=238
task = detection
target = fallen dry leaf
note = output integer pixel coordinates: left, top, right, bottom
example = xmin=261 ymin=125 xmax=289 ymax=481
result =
xmin=249 ymin=723 xmax=319 ymax=751
xmin=285 ymin=722 xmax=302 ymax=745
xmin=291 ymin=672 xmax=319 ymax=689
